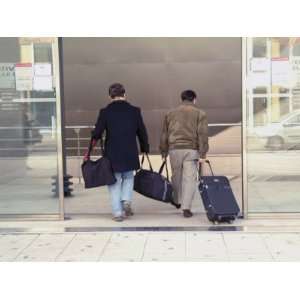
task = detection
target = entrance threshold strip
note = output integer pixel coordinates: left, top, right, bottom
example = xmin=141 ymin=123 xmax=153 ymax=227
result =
xmin=0 ymin=226 xmax=243 ymax=233
xmin=1 ymin=226 xmax=300 ymax=233
xmin=65 ymin=226 xmax=244 ymax=232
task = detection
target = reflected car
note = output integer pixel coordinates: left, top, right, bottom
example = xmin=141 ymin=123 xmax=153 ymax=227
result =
xmin=253 ymin=110 xmax=300 ymax=149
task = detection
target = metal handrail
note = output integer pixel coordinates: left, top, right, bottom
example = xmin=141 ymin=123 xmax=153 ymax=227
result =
xmin=0 ymin=123 xmax=241 ymax=180
xmin=0 ymin=123 xmax=240 ymax=130
xmin=64 ymin=123 xmax=242 ymax=181
xmin=65 ymin=123 xmax=241 ymax=129
xmin=0 ymin=126 xmax=53 ymax=130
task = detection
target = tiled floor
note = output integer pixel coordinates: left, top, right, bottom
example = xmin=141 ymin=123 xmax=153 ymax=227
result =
xmin=1 ymin=232 xmax=300 ymax=262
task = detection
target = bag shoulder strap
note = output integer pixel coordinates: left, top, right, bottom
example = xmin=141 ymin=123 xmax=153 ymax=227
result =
xmin=140 ymin=153 xmax=153 ymax=171
xmin=158 ymin=158 xmax=170 ymax=181
xmin=87 ymin=137 xmax=104 ymax=158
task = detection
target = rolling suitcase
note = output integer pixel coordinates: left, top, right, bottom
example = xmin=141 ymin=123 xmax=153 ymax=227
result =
xmin=199 ymin=160 xmax=240 ymax=224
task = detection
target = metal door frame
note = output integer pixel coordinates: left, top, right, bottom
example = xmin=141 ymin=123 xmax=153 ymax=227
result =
xmin=242 ymin=37 xmax=248 ymax=218
xmin=54 ymin=37 xmax=65 ymax=220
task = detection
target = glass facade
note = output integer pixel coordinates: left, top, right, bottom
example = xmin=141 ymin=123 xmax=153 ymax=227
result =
xmin=0 ymin=37 xmax=63 ymax=217
xmin=0 ymin=37 xmax=299 ymax=220
xmin=245 ymin=37 xmax=300 ymax=213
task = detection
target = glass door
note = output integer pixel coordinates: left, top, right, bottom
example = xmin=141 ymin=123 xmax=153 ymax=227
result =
xmin=245 ymin=37 xmax=300 ymax=214
xmin=0 ymin=37 xmax=64 ymax=219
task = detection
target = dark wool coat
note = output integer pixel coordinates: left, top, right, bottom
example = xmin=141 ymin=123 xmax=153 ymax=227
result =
xmin=92 ymin=100 xmax=149 ymax=172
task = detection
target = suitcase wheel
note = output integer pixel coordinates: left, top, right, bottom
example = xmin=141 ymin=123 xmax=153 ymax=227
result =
xmin=213 ymin=221 xmax=219 ymax=225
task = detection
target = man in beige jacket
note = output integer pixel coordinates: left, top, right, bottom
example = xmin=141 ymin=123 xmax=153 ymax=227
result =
xmin=160 ymin=90 xmax=209 ymax=218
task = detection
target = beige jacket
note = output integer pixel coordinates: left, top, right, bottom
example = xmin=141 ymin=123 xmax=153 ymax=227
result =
xmin=159 ymin=102 xmax=209 ymax=158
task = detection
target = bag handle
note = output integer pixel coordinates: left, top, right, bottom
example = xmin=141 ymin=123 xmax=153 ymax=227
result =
xmin=198 ymin=159 xmax=214 ymax=177
xmin=141 ymin=153 xmax=153 ymax=171
xmin=158 ymin=158 xmax=170 ymax=181
xmin=85 ymin=138 xmax=104 ymax=160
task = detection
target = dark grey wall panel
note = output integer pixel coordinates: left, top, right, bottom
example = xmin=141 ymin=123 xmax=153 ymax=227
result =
xmin=62 ymin=37 xmax=242 ymax=154
xmin=0 ymin=38 xmax=19 ymax=62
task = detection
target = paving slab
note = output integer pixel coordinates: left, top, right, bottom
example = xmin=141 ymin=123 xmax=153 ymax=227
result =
xmin=15 ymin=234 xmax=75 ymax=262
xmin=0 ymin=234 xmax=39 ymax=262
xmin=100 ymin=232 xmax=148 ymax=262
xmin=56 ymin=233 xmax=111 ymax=262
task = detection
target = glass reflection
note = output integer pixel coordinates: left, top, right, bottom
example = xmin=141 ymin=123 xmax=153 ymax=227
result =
xmin=0 ymin=37 xmax=60 ymax=215
xmin=246 ymin=37 xmax=300 ymax=213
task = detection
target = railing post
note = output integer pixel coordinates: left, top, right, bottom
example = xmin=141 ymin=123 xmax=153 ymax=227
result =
xmin=74 ymin=128 xmax=81 ymax=183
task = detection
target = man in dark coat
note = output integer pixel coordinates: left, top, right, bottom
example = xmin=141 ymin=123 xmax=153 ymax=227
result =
xmin=89 ymin=83 xmax=149 ymax=221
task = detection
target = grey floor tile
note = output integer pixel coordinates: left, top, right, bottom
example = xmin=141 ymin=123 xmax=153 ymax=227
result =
xmin=142 ymin=232 xmax=185 ymax=261
xmin=15 ymin=234 xmax=75 ymax=262
xmin=56 ymin=233 xmax=111 ymax=262
xmin=0 ymin=234 xmax=39 ymax=262
xmin=186 ymin=232 xmax=227 ymax=260
xmin=223 ymin=233 xmax=270 ymax=255
xmin=262 ymin=233 xmax=300 ymax=261
xmin=99 ymin=232 xmax=148 ymax=262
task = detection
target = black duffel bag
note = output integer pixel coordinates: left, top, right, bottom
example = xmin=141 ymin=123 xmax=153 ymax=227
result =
xmin=134 ymin=154 xmax=181 ymax=209
xmin=81 ymin=138 xmax=116 ymax=188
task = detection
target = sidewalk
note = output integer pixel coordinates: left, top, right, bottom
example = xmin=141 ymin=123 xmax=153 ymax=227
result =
xmin=1 ymin=210 xmax=300 ymax=262
xmin=1 ymin=231 xmax=300 ymax=261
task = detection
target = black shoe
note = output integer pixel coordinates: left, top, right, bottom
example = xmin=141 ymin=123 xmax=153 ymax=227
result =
xmin=112 ymin=215 xmax=124 ymax=222
xmin=183 ymin=209 xmax=193 ymax=218
xmin=122 ymin=201 xmax=134 ymax=217
xmin=171 ymin=201 xmax=181 ymax=209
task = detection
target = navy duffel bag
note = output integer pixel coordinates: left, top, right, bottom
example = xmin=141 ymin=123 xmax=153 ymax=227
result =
xmin=81 ymin=139 xmax=116 ymax=188
xmin=134 ymin=154 xmax=181 ymax=209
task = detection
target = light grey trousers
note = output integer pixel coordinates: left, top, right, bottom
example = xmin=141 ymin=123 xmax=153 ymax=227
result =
xmin=169 ymin=149 xmax=199 ymax=210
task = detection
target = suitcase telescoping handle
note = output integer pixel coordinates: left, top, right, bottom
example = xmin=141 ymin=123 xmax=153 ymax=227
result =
xmin=198 ymin=159 xmax=215 ymax=177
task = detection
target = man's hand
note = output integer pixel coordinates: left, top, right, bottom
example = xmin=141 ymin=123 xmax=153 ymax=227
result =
xmin=83 ymin=152 xmax=89 ymax=162
xmin=83 ymin=139 xmax=96 ymax=161
xmin=161 ymin=152 xmax=168 ymax=159
xmin=199 ymin=158 xmax=207 ymax=164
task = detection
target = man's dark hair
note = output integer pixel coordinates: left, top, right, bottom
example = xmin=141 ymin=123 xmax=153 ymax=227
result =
xmin=109 ymin=83 xmax=126 ymax=99
xmin=181 ymin=90 xmax=197 ymax=102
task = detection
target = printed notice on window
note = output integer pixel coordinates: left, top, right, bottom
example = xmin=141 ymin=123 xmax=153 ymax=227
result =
xmin=33 ymin=76 xmax=53 ymax=91
xmin=271 ymin=58 xmax=292 ymax=87
xmin=34 ymin=63 xmax=52 ymax=76
xmin=15 ymin=63 xmax=33 ymax=91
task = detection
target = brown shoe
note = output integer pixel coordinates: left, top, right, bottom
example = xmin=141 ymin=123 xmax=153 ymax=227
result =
xmin=183 ymin=209 xmax=193 ymax=218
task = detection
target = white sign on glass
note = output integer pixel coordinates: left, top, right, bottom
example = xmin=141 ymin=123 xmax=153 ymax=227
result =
xmin=291 ymin=57 xmax=300 ymax=87
xmin=271 ymin=58 xmax=292 ymax=87
xmin=251 ymin=58 xmax=270 ymax=72
xmin=247 ymin=72 xmax=270 ymax=88
xmin=15 ymin=63 xmax=33 ymax=91
xmin=33 ymin=76 xmax=53 ymax=91
xmin=34 ymin=63 xmax=52 ymax=76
